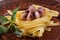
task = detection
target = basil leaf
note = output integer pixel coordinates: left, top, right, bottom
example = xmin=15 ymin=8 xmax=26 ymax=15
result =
xmin=0 ymin=25 xmax=7 ymax=34
xmin=14 ymin=29 xmax=22 ymax=37
xmin=0 ymin=15 xmax=8 ymax=24
xmin=12 ymin=25 xmax=22 ymax=37
xmin=11 ymin=8 xmax=19 ymax=22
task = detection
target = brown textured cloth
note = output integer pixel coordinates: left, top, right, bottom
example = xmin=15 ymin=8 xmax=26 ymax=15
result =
xmin=0 ymin=0 xmax=60 ymax=40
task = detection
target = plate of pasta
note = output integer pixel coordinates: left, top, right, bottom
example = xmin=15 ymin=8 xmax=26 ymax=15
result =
xmin=3 ymin=4 xmax=59 ymax=37
xmin=0 ymin=0 xmax=60 ymax=40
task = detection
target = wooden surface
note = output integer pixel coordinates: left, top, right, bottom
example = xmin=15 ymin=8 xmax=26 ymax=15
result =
xmin=0 ymin=0 xmax=60 ymax=40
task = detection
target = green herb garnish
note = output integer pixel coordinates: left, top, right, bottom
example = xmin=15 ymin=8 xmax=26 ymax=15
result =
xmin=0 ymin=15 xmax=8 ymax=24
xmin=0 ymin=7 xmax=22 ymax=37
xmin=12 ymin=25 xmax=22 ymax=37
xmin=0 ymin=25 xmax=7 ymax=34
xmin=11 ymin=8 xmax=19 ymax=22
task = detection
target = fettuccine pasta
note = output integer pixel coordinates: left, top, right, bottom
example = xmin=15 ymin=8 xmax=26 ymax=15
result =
xmin=5 ymin=4 xmax=59 ymax=37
